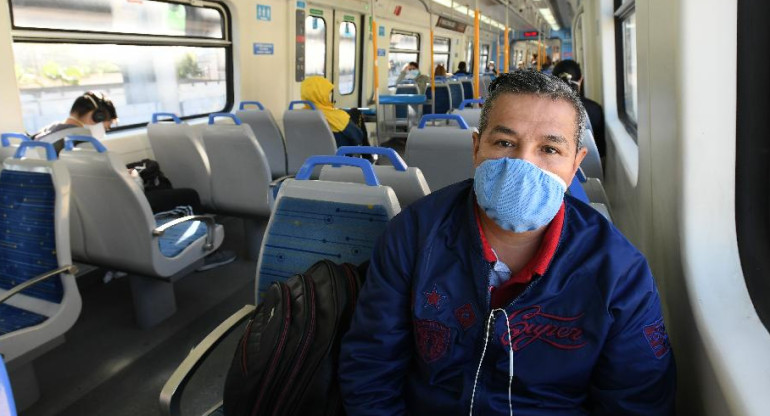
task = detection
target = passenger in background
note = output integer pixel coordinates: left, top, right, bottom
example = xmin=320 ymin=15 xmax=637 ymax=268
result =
xmin=454 ymin=61 xmax=470 ymax=76
xmin=300 ymin=76 xmax=366 ymax=148
xmin=434 ymin=64 xmax=447 ymax=78
xmin=486 ymin=61 xmax=498 ymax=75
xmin=340 ymin=70 xmax=675 ymax=415
xmin=553 ymin=59 xmax=606 ymax=158
xmin=395 ymin=61 xmax=430 ymax=93
xmin=31 ymin=91 xmax=117 ymax=153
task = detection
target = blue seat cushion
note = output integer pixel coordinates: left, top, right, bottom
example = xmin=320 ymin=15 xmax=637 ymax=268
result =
xmin=155 ymin=218 xmax=208 ymax=258
xmin=258 ymin=197 xmax=390 ymax=297
xmin=0 ymin=304 xmax=47 ymax=335
xmin=0 ymin=170 xmax=63 ymax=303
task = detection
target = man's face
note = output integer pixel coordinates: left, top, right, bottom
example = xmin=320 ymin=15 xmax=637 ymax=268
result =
xmin=472 ymin=93 xmax=587 ymax=186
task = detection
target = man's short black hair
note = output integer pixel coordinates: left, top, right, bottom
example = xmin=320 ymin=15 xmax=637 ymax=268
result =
xmin=478 ymin=70 xmax=587 ymax=149
xmin=408 ymin=61 xmax=419 ymax=68
xmin=70 ymin=91 xmax=118 ymax=120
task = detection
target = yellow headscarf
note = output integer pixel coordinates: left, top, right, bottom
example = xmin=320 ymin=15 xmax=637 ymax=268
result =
xmin=300 ymin=76 xmax=350 ymax=132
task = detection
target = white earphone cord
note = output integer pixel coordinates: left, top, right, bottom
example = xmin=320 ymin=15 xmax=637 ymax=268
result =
xmin=468 ymin=308 xmax=515 ymax=416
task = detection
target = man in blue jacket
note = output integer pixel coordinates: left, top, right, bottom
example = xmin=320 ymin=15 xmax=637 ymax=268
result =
xmin=339 ymin=70 xmax=676 ymax=415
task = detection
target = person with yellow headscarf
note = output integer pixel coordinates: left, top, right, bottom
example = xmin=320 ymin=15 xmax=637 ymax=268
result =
xmin=300 ymin=76 xmax=366 ymax=147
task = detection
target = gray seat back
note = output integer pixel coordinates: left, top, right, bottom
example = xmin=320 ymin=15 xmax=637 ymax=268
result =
xmin=146 ymin=113 xmax=213 ymax=208
xmin=282 ymin=101 xmax=337 ymax=175
xmin=0 ymin=133 xmax=41 ymax=162
xmin=580 ymin=128 xmax=603 ymax=181
xmin=202 ymin=113 xmax=273 ymax=217
xmin=235 ymin=102 xmax=288 ymax=178
xmin=319 ymin=146 xmax=430 ymax=207
xmin=256 ymin=156 xmax=400 ymax=300
xmin=0 ymin=141 xmax=81 ymax=364
xmin=59 ymin=137 xmax=222 ymax=278
xmin=406 ymin=114 xmax=475 ymax=191
xmin=450 ymin=99 xmax=483 ymax=129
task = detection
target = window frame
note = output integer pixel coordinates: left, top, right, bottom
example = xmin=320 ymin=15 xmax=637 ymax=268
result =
xmin=433 ymin=36 xmax=451 ymax=72
xmin=8 ymin=0 xmax=234 ymax=132
xmin=614 ymin=0 xmax=638 ymax=139
xmin=337 ymin=20 xmax=357 ymax=96
xmin=304 ymin=14 xmax=328 ymax=78
xmin=388 ymin=29 xmax=421 ymax=87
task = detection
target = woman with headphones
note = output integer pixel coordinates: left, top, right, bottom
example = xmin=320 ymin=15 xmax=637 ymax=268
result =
xmin=31 ymin=91 xmax=118 ymax=153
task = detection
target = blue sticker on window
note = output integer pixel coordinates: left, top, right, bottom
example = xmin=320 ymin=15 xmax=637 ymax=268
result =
xmin=377 ymin=48 xmax=386 ymax=57
xmin=297 ymin=1 xmax=306 ymax=8
xmin=378 ymin=26 xmax=385 ymax=37
xmin=257 ymin=4 xmax=271 ymax=21
xmin=253 ymin=43 xmax=274 ymax=55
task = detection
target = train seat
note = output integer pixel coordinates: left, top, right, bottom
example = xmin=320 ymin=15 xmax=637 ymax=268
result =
xmin=282 ymin=101 xmax=337 ymax=176
xmin=395 ymin=84 xmax=420 ymax=119
xmin=447 ymin=81 xmax=464 ymax=110
xmin=235 ymin=101 xmax=288 ymax=179
xmin=0 ymin=141 xmax=81 ymax=410
xmin=570 ymin=170 xmax=613 ymax=222
xmin=450 ymin=98 xmax=484 ymax=128
xmin=580 ymin=127 xmax=604 ymax=181
xmin=460 ymin=79 xmax=474 ymax=100
xmin=480 ymin=74 xmax=494 ymax=98
xmin=406 ymin=114 xmax=475 ymax=191
xmin=319 ymin=146 xmax=431 ymax=208
xmin=1 ymin=355 xmax=17 ymax=416
xmin=147 ymin=113 xmax=214 ymax=209
xmin=58 ymin=136 xmax=224 ymax=329
xmin=424 ymin=83 xmax=452 ymax=114
xmin=256 ymin=155 xmax=401 ymax=298
xmin=0 ymin=133 xmax=42 ymax=161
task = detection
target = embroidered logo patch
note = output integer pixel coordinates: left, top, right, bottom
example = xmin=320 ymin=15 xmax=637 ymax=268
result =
xmin=454 ymin=303 xmax=477 ymax=330
xmin=415 ymin=319 xmax=451 ymax=363
xmin=643 ymin=319 xmax=671 ymax=359
xmin=423 ymin=285 xmax=446 ymax=311
xmin=500 ymin=306 xmax=587 ymax=352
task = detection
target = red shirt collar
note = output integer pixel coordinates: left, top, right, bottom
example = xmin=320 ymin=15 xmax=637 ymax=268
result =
xmin=475 ymin=203 xmax=565 ymax=283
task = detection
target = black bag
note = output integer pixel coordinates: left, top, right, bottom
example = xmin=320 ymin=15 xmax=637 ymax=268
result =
xmin=223 ymin=260 xmax=367 ymax=416
xmin=126 ymin=159 xmax=173 ymax=192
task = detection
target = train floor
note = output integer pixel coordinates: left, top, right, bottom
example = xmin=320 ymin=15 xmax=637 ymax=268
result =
xmin=21 ymin=216 xmax=255 ymax=416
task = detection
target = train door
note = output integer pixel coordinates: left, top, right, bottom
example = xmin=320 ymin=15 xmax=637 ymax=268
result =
xmin=305 ymin=5 xmax=362 ymax=109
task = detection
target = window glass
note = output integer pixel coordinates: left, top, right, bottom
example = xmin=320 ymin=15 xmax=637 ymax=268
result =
xmin=622 ymin=12 xmax=638 ymax=124
xmin=14 ymin=43 xmax=227 ymax=133
xmin=388 ymin=30 xmax=420 ymax=86
xmin=434 ymin=36 xmax=450 ymax=73
xmin=9 ymin=0 xmax=231 ymax=133
xmin=10 ymin=0 xmax=223 ymax=39
xmin=338 ymin=22 xmax=356 ymax=95
xmin=305 ymin=16 xmax=327 ymax=78
xmin=481 ymin=44 xmax=490 ymax=71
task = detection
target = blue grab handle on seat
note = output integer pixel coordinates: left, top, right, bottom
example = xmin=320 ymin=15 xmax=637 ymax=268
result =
xmin=418 ymin=114 xmax=470 ymax=129
xmin=378 ymin=94 xmax=427 ymax=104
xmin=151 ymin=113 xmax=181 ymax=124
xmin=208 ymin=113 xmax=242 ymax=125
xmin=63 ymin=135 xmax=107 ymax=153
xmin=459 ymin=98 xmax=484 ymax=109
xmin=14 ymin=141 xmax=56 ymax=161
xmin=289 ymin=100 xmax=317 ymax=110
xmin=336 ymin=146 xmax=407 ymax=171
xmin=239 ymin=101 xmax=265 ymax=110
xmin=568 ymin=176 xmax=590 ymax=204
xmin=295 ymin=155 xmax=380 ymax=186
xmin=1 ymin=133 xmax=29 ymax=147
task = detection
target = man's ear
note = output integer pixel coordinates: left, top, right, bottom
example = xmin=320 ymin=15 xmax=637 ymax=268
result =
xmin=472 ymin=130 xmax=481 ymax=165
xmin=571 ymin=146 xmax=588 ymax=178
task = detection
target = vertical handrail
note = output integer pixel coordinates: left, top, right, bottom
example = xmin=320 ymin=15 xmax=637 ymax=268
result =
xmin=371 ymin=0 xmax=379 ymax=106
xmin=473 ymin=2 xmax=480 ymax=100
xmin=429 ymin=4 xmax=435 ymax=114
xmin=504 ymin=5 xmax=510 ymax=73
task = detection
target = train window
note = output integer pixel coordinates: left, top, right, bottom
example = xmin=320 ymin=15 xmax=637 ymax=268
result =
xmin=614 ymin=0 xmax=638 ymax=136
xmin=434 ymin=36 xmax=450 ymax=72
xmin=338 ymin=22 xmax=356 ymax=95
xmin=481 ymin=44 xmax=490 ymax=71
xmin=9 ymin=0 xmax=232 ymax=134
xmin=388 ymin=30 xmax=420 ymax=86
xmin=305 ymin=16 xmax=327 ymax=78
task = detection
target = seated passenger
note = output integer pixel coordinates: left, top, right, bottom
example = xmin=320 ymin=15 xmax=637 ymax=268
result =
xmin=454 ymin=61 xmax=470 ymax=76
xmin=31 ymin=91 xmax=117 ymax=153
xmin=339 ymin=70 xmax=676 ymax=415
xmin=434 ymin=63 xmax=447 ymax=78
xmin=553 ymin=59 xmax=606 ymax=158
xmin=395 ymin=61 xmax=430 ymax=93
xmin=300 ymin=76 xmax=365 ymax=148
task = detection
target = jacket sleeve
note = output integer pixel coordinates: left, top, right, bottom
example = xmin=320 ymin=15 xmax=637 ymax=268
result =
xmin=395 ymin=70 xmax=407 ymax=85
xmin=339 ymin=211 xmax=416 ymax=415
xmin=590 ymin=256 xmax=677 ymax=415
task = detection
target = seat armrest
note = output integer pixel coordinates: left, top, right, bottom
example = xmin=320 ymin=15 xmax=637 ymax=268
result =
xmin=0 ymin=264 xmax=78 ymax=305
xmin=152 ymin=215 xmax=217 ymax=251
xmin=159 ymin=304 xmax=256 ymax=416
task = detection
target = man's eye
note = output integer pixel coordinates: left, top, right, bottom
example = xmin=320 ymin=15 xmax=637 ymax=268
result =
xmin=495 ymin=140 xmax=513 ymax=148
xmin=542 ymin=146 xmax=560 ymax=154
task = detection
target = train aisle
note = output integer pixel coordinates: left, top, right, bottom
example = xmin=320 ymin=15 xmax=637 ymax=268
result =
xmin=22 ymin=216 xmax=256 ymax=416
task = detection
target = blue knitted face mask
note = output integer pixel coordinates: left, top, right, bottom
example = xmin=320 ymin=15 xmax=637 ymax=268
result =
xmin=474 ymin=158 xmax=567 ymax=232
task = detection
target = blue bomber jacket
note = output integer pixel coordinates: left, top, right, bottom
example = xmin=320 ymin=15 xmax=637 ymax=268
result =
xmin=339 ymin=179 xmax=676 ymax=415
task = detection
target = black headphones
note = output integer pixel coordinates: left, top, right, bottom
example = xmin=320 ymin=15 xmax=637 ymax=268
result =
xmin=83 ymin=92 xmax=109 ymax=123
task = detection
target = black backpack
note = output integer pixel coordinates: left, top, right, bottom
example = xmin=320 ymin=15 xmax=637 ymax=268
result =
xmin=126 ymin=158 xmax=173 ymax=192
xmin=223 ymin=260 xmax=367 ymax=416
